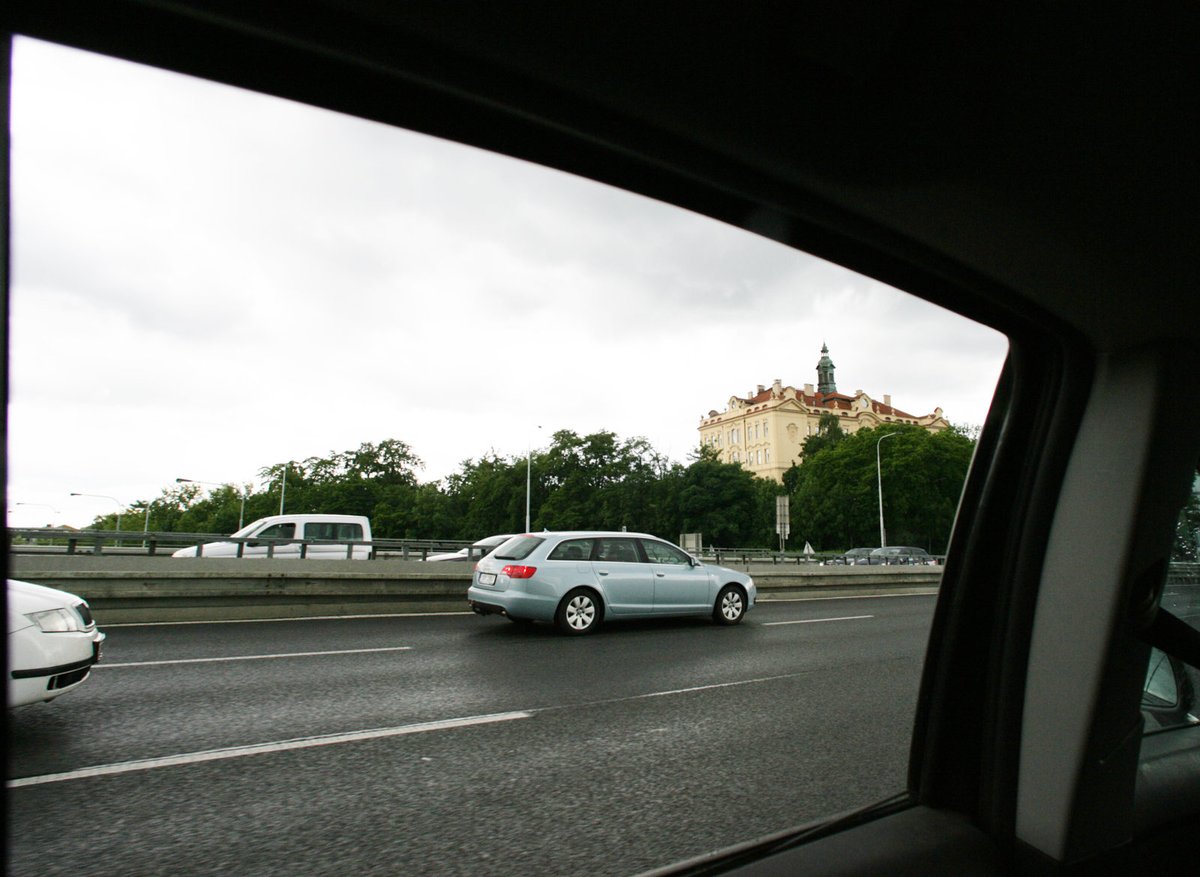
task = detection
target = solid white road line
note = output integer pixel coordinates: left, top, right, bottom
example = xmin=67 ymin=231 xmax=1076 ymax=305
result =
xmin=762 ymin=614 xmax=874 ymax=626
xmin=7 ymin=711 xmax=533 ymax=789
xmin=102 ymin=612 xmax=470 ymax=627
xmin=760 ymin=591 xmax=935 ymax=602
xmin=97 ymin=645 xmax=413 ymax=668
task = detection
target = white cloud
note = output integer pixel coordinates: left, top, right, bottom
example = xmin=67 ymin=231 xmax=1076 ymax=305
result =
xmin=6 ymin=37 xmax=1007 ymax=529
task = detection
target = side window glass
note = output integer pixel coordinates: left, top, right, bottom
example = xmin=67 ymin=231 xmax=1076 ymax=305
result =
xmin=258 ymin=523 xmax=295 ymax=540
xmin=548 ymin=539 xmax=593 ymax=561
xmin=305 ymin=523 xmax=335 ymax=540
xmin=596 ymin=538 xmax=640 ymax=563
xmin=642 ymin=540 xmax=689 ymax=565
xmin=337 ymin=524 xmax=363 ymax=541
xmin=1142 ymin=466 xmax=1200 ymax=734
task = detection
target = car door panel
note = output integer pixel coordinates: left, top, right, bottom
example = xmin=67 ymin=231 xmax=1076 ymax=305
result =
xmin=590 ymin=537 xmax=653 ymax=615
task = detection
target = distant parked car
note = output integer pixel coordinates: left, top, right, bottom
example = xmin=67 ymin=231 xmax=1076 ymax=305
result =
xmin=8 ymin=579 xmax=106 ymax=708
xmin=426 ymin=533 xmax=517 ymax=562
xmin=868 ymin=546 xmax=936 ymax=565
xmin=172 ymin=514 xmax=372 ymax=559
xmin=468 ymin=531 xmax=755 ymax=634
xmin=824 ymin=547 xmax=875 ymax=566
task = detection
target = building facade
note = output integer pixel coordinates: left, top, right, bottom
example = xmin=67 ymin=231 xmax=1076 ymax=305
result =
xmin=697 ymin=345 xmax=950 ymax=483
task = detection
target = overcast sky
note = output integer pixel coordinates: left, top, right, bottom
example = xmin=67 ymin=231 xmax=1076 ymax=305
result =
xmin=7 ymin=37 xmax=1007 ymax=530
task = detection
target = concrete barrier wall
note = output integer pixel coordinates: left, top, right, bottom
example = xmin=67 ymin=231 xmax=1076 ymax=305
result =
xmin=8 ymin=555 xmax=942 ymax=623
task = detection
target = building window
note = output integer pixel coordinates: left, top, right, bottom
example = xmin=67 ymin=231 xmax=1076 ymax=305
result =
xmin=765 ymin=448 xmax=770 ymax=463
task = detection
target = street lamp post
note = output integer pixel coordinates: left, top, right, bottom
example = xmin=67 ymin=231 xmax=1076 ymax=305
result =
xmin=70 ymin=492 xmax=123 ymax=542
xmin=176 ymin=478 xmax=247 ymax=530
xmin=15 ymin=502 xmax=60 ymax=515
xmin=525 ymin=426 xmax=542 ymax=533
xmin=876 ymin=432 xmax=900 ymax=549
xmin=279 ymin=463 xmax=289 ymax=516
xmin=15 ymin=503 xmax=61 ymax=526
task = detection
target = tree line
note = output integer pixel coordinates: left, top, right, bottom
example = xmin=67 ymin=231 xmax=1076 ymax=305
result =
xmin=80 ymin=425 xmax=981 ymax=552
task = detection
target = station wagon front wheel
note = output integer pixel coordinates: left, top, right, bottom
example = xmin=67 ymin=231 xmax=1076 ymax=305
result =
xmin=714 ymin=585 xmax=746 ymax=625
xmin=556 ymin=588 xmax=601 ymax=635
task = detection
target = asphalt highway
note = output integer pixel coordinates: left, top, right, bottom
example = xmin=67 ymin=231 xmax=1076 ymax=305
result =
xmin=7 ymin=594 xmax=937 ymax=877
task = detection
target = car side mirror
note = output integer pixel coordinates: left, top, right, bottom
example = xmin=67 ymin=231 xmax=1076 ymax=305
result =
xmin=1143 ymin=647 xmax=1181 ymax=709
xmin=1141 ymin=647 xmax=1198 ymax=731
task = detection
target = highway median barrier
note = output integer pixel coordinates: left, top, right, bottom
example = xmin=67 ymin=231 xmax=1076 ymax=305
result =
xmin=8 ymin=555 xmax=942 ymax=623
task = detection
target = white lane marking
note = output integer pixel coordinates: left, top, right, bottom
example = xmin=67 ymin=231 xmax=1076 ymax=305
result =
xmin=97 ymin=646 xmax=412 ymax=668
xmin=762 ymin=614 xmax=874 ymax=626
xmin=102 ymin=612 xmax=470 ymax=627
xmin=626 ymin=674 xmax=802 ymax=699
xmin=759 ymin=591 xmax=935 ymax=602
xmin=536 ymin=672 xmax=811 ymax=715
xmin=7 ymin=711 xmax=533 ymax=789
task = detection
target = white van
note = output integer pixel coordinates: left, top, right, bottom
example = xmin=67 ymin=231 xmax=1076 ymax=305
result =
xmin=172 ymin=514 xmax=372 ymax=559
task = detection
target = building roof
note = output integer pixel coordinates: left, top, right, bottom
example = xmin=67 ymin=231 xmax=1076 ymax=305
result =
xmin=717 ymin=386 xmax=923 ymax=420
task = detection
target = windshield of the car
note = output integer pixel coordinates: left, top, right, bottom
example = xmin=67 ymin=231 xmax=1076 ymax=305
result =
xmin=5 ymin=37 xmax=1008 ymax=877
xmin=229 ymin=519 xmax=268 ymax=538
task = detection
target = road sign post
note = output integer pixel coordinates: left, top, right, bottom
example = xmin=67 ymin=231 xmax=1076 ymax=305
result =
xmin=775 ymin=495 xmax=790 ymax=553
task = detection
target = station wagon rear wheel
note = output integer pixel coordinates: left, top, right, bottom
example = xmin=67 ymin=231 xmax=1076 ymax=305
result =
xmin=556 ymin=588 xmax=601 ymax=635
xmin=714 ymin=585 xmax=746 ymax=625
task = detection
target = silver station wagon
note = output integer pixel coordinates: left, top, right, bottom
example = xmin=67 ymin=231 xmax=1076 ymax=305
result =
xmin=467 ymin=531 xmax=756 ymax=634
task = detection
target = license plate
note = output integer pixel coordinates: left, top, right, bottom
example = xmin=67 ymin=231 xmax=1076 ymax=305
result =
xmin=479 ymin=573 xmax=496 ymax=586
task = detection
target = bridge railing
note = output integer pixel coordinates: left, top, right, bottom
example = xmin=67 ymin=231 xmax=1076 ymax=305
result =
xmin=705 ymin=546 xmax=947 ymax=566
xmin=6 ymin=528 xmax=477 ymax=560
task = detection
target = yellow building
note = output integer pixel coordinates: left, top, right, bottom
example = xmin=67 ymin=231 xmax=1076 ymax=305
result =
xmin=697 ymin=345 xmax=949 ymax=483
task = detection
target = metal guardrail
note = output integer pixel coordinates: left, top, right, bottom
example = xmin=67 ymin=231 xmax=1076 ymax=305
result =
xmin=1167 ymin=563 xmax=1200 ymax=584
xmin=15 ymin=529 xmax=1189 ymax=570
xmin=6 ymin=528 xmax=478 ymax=560
xmin=705 ymin=547 xmax=947 ymax=566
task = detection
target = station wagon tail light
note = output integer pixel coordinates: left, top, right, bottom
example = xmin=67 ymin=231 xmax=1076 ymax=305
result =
xmin=502 ymin=565 xmax=537 ymax=579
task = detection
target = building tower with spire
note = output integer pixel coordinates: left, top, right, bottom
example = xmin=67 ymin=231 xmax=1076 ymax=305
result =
xmin=696 ymin=343 xmax=949 ymax=483
xmin=816 ymin=343 xmax=837 ymax=394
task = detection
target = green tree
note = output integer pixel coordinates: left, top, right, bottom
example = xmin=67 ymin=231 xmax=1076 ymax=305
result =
xmin=536 ymin=430 xmax=674 ymax=533
xmin=788 ymin=425 xmax=975 ymax=552
xmin=439 ymin=452 xmax=526 ymax=537
xmin=677 ymin=451 xmax=765 ymax=546
xmin=1171 ymin=481 xmax=1200 ymax=563
xmin=801 ymin=412 xmax=847 ymax=459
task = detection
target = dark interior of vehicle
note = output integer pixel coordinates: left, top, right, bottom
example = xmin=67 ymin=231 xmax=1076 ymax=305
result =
xmin=4 ymin=3 xmax=1198 ymax=874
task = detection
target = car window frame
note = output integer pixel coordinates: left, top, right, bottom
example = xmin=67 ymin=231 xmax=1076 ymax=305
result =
xmin=5 ymin=11 xmax=1200 ymax=875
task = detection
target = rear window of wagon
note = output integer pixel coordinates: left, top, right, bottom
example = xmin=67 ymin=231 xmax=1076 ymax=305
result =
xmin=492 ymin=536 xmax=544 ymax=560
